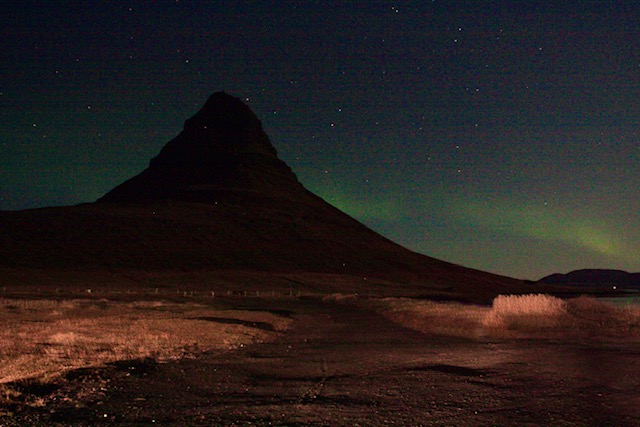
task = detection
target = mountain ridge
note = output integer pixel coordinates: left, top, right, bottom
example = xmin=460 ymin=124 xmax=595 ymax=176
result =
xmin=0 ymin=92 xmax=531 ymax=301
xmin=99 ymin=92 xmax=302 ymax=204
xmin=538 ymin=269 xmax=640 ymax=289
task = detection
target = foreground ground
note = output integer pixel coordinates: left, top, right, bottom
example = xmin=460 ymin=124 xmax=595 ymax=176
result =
xmin=3 ymin=296 xmax=640 ymax=426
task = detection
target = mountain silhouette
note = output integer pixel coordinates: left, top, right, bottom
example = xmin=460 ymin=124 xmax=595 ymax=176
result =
xmin=0 ymin=92 xmax=527 ymax=301
xmin=539 ymin=269 xmax=640 ymax=289
xmin=99 ymin=92 xmax=300 ymax=204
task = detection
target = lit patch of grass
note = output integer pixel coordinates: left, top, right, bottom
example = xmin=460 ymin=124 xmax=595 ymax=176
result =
xmin=564 ymin=296 xmax=640 ymax=336
xmin=482 ymin=294 xmax=568 ymax=336
xmin=366 ymin=294 xmax=640 ymax=341
xmin=0 ymin=297 xmax=292 ymax=404
xmin=490 ymin=294 xmax=567 ymax=316
xmin=365 ymin=298 xmax=488 ymax=339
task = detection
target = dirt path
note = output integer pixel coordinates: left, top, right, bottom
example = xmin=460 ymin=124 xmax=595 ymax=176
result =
xmin=6 ymin=298 xmax=640 ymax=426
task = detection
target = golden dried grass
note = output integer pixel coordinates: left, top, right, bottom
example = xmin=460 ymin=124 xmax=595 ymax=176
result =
xmin=365 ymin=298 xmax=488 ymax=339
xmin=482 ymin=294 xmax=568 ymax=334
xmin=0 ymin=298 xmax=292 ymax=388
xmin=367 ymin=294 xmax=640 ymax=341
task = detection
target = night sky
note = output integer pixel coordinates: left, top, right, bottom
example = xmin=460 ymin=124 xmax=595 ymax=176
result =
xmin=2 ymin=1 xmax=639 ymax=280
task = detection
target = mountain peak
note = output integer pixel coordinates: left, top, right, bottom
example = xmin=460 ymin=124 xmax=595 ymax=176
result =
xmin=99 ymin=92 xmax=300 ymax=203
xmin=153 ymin=91 xmax=277 ymax=163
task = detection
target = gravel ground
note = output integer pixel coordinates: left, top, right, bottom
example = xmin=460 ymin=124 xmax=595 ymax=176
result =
xmin=4 ymin=297 xmax=640 ymax=426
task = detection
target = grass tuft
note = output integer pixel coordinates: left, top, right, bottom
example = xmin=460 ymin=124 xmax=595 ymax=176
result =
xmin=482 ymin=294 xmax=568 ymax=335
xmin=321 ymin=293 xmax=359 ymax=303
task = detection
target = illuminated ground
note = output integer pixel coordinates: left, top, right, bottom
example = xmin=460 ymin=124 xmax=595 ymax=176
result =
xmin=4 ymin=296 xmax=640 ymax=426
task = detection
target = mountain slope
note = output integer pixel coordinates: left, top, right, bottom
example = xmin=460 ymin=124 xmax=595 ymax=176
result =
xmin=0 ymin=92 xmax=527 ymax=300
xmin=539 ymin=269 xmax=640 ymax=289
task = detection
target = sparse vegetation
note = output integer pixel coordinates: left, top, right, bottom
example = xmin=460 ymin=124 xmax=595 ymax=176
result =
xmin=0 ymin=297 xmax=292 ymax=407
xmin=366 ymin=297 xmax=488 ymax=339
xmin=321 ymin=293 xmax=359 ymax=303
xmin=367 ymin=294 xmax=640 ymax=341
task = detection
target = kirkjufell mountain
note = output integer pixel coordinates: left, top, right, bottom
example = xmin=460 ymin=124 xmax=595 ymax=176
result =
xmin=0 ymin=92 xmax=528 ymax=301
xmin=99 ymin=92 xmax=300 ymax=204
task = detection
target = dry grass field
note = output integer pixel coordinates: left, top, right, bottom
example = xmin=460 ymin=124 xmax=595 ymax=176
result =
xmin=0 ymin=297 xmax=292 ymax=409
xmin=2 ymin=293 xmax=640 ymax=425
xmin=366 ymin=294 xmax=640 ymax=341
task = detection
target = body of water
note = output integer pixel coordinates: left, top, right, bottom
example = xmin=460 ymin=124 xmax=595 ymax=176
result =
xmin=599 ymin=295 xmax=640 ymax=306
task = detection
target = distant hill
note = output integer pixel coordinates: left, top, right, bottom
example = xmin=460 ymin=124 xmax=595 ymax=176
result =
xmin=538 ymin=269 xmax=640 ymax=289
xmin=0 ymin=92 xmax=531 ymax=302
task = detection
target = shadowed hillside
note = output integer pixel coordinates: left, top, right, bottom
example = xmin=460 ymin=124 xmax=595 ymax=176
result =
xmin=539 ymin=269 xmax=640 ymax=290
xmin=0 ymin=92 xmax=529 ymax=301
